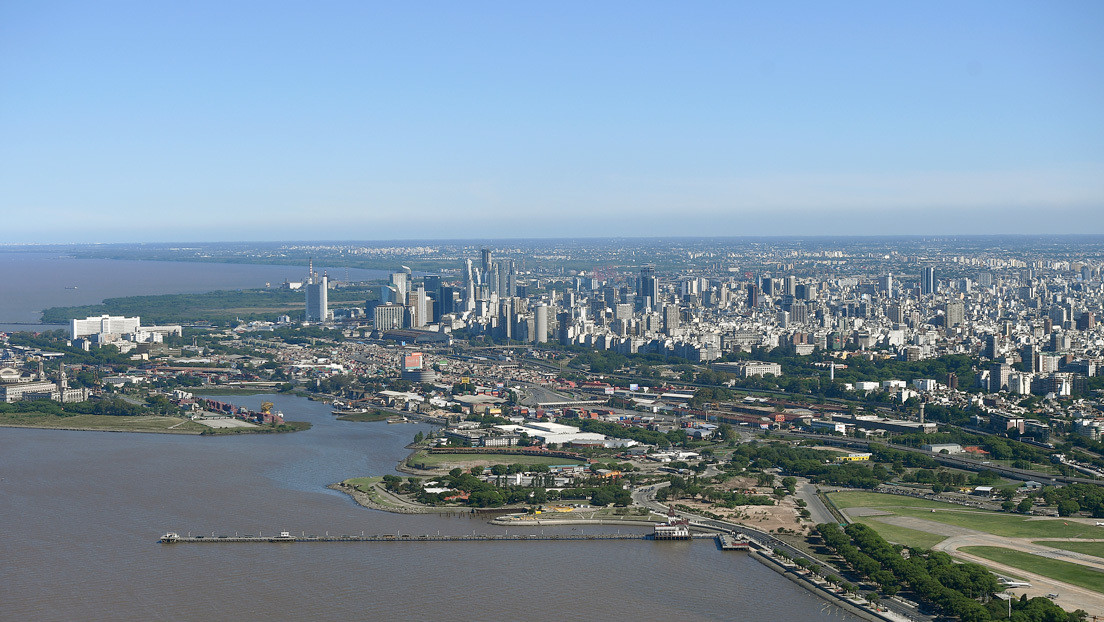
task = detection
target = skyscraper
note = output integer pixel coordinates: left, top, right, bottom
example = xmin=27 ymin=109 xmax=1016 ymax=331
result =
xmin=305 ymin=260 xmax=328 ymax=322
xmin=921 ymin=267 xmax=936 ymax=296
xmin=481 ymin=248 xmax=493 ymax=279
xmin=534 ymin=303 xmax=549 ymax=343
xmin=424 ymin=275 xmax=442 ymax=322
xmin=638 ymin=265 xmax=657 ymax=310
xmin=878 ymin=273 xmax=893 ymax=296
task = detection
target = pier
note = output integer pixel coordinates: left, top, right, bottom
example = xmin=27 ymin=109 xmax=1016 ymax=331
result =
xmin=717 ymin=533 xmax=751 ymax=550
xmin=159 ymin=531 xmax=730 ymax=545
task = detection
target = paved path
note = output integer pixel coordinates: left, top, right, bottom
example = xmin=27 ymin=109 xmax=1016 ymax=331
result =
xmin=795 ymin=480 xmax=836 ymax=525
xmin=929 ymin=531 xmax=1104 ymax=614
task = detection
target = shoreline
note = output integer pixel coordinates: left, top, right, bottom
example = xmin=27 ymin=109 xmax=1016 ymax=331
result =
xmin=329 ymin=482 xmax=476 ymax=515
xmin=750 ymin=550 xmax=895 ymax=622
xmin=0 ymin=422 xmax=202 ymax=435
xmin=0 ymin=420 xmax=309 ymax=436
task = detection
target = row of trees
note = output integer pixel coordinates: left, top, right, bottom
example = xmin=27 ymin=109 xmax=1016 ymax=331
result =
xmin=0 ymin=396 xmax=150 ymax=417
xmin=817 ymin=523 xmax=1084 ymax=621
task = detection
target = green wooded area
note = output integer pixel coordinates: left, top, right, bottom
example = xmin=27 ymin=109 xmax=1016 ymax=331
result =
xmin=40 ymin=286 xmax=379 ymax=325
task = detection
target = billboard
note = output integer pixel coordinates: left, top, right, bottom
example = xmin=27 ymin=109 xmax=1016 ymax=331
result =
xmin=403 ymin=352 xmax=424 ymax=371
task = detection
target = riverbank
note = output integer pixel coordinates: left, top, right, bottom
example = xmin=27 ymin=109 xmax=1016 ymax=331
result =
xmin=331 ymin=480 xmax=474 ymax=515
xmin=750 ymin=549 xmax=898 ymax=622
xmin=0 ymin=413 xmax=207 ymax=434
xmin=0 ymin=413 xmax=311 ymax=435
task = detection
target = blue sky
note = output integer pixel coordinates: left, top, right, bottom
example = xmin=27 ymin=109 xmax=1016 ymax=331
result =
xmin=2 ymin=1 xmax=1102 ymax=243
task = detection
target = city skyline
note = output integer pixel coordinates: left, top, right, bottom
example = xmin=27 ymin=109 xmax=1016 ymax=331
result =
xmin=2 ymin=1 xmax=1102 ymax=243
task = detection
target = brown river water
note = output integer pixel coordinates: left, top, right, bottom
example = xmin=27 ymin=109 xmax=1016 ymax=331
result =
xmin=0 ymin=393 xmax=852 ymax=621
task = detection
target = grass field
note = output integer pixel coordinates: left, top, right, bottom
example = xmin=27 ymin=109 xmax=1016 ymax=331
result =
xmin=852 ymin=517 xmax=948 ymax=549
xmin=346 ymin=476 xmax=383 ymax=490
xmin=829 ymin=491 xmax=1099 ymax=540
xmin=0 ymin=412 xmax=207 ymax=434
xmin=829 ymin=491 xmax=986 ymax=511
xmin=408 ymin=451 xmax=585 ymax=469
xmin=960 ymin=546 xmax=1104 ymax=595
xmin=1034 ymin=541 xmax=1104 ymax=560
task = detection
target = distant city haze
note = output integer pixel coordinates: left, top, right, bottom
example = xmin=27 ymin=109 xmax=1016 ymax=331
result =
xmin=1 ymin=2 xmax=1102 ymax=242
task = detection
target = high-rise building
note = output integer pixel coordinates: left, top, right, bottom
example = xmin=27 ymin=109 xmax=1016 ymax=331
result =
xmin=390 ymin=271 xmax=410 ymax=302
xmin=638 ymin=266 xmax=657 ymax=311
xmin=790 ymin=302 xmax=808 ymax=324
xmin=989 ymin=362 xmax=1011 ymax=393
xmin=557 ymin=310 xmax=573 ymax=344
xmin=746 ymin=284 xmax=760 ymax=308
xmin=921 ymin=267 xmax=936 ymax=296
xmin=1077 ymin=311 xmax=1096 ymax=331
xmin=481 ymin=248 xmax=493 ymax=279
xmin=1021 ymin=344 xmax=1036 ymax=373
xmin=373 ymin=303 xmax=406 ymax=330
xmin=984 ymin=334 xmax=1000 ymax=359
xmin=944 ymin=301 xmax=965 ymax=328
xmin=305 ymin=261 xmax=329 ymax=322
xmin=663 ymin=304 xmax=680 ymax=335
xmin=878 ymin=273 xmax=893 ymax=296
xmin=424 ymin=275 xmax=442 ymax=322
xmin=438 ymin=286 xmax=457 ymax=316
xmin=534 ymin=303 xmax=549 ymax=343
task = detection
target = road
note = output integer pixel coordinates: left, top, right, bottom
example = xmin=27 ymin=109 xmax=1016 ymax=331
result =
xmin=794 ymin=480 xmax=837 ymax=525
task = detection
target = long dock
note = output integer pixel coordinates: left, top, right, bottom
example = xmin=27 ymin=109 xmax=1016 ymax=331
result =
xmin=159 ymin=531 xmax=727 ymax=544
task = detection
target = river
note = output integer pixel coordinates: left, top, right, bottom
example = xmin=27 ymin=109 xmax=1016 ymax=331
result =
xmin=0 ymin=393 xmax=851 ymax=621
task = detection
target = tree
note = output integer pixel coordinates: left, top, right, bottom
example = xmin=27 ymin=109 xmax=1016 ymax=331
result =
xmin=1057 ymin=499 xmax=1080 ymax=517
xmin=781 ymin=476 xmax=797 ymax=494
xmin=413 ymin=431 xmax=425 ymax=444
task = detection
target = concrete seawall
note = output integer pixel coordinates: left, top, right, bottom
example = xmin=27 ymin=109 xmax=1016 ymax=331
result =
xmin=749 ymin=550 xmax=896 ymax=622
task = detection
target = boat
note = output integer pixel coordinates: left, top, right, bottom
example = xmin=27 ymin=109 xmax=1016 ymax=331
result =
xmin=271 ymin=531 xmax=296 ymax=542
xmin=65 ymin=285 xmax=78 ymax=290
xmin=386 ymin=416 xmax=407 ymax=424
xmin=159 ymin=532 xmax=180 ymax=543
